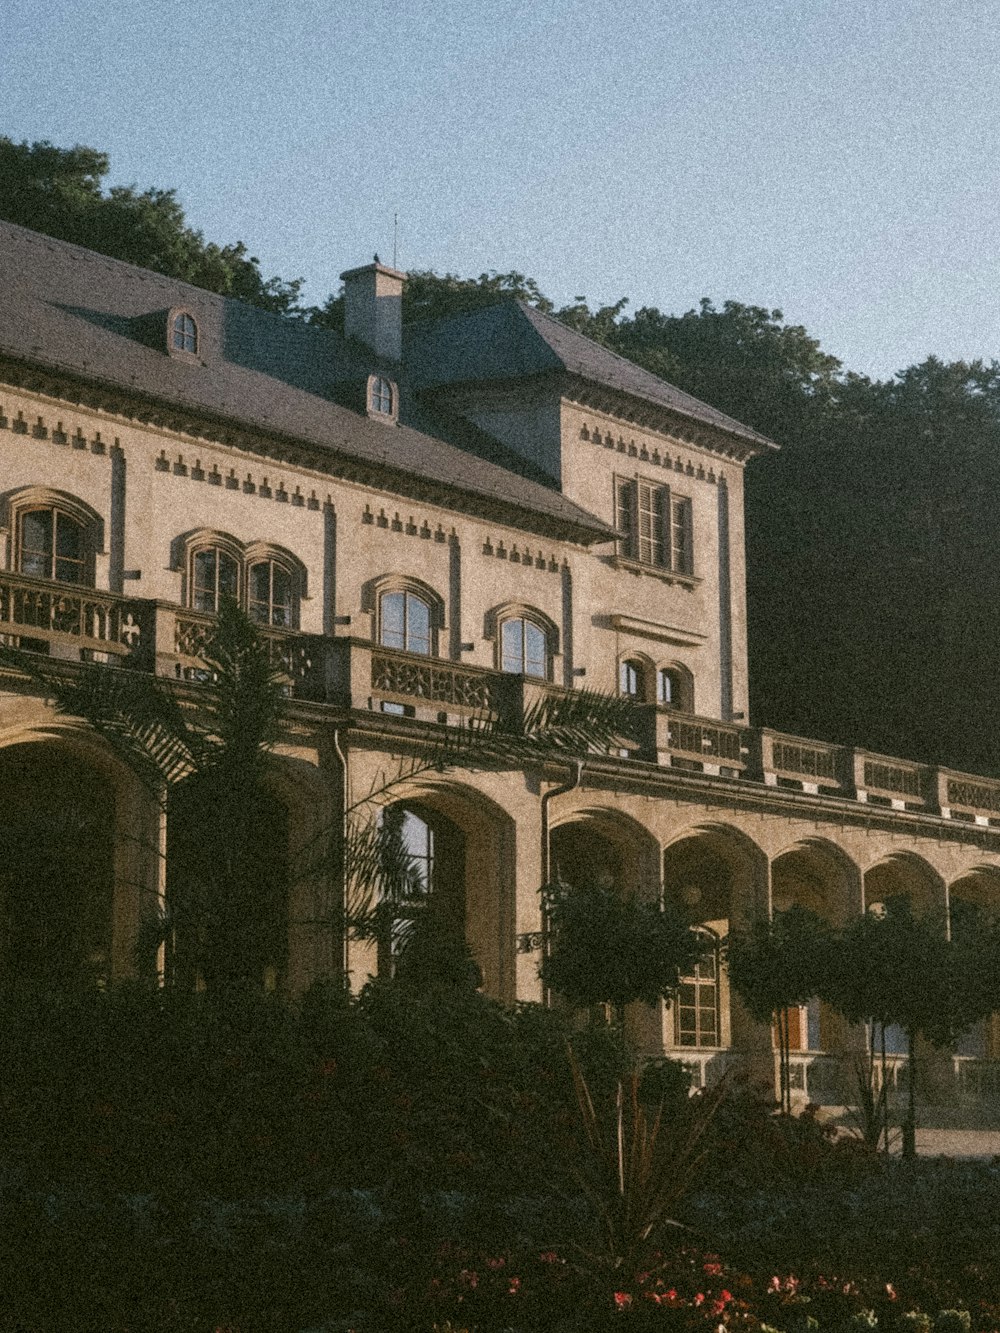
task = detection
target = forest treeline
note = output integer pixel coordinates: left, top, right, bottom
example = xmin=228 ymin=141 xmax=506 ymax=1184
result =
xmin=4 ymin=136 xmax=998 ymax=774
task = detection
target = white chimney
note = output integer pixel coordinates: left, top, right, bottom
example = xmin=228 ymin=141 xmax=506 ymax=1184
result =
xmin=340 ymin=258 xmax=405 ymax=362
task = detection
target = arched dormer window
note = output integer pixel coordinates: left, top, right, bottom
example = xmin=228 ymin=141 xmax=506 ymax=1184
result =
xmin=6 ymin=489 xmax=103 ymax=587
xmin=369 ymin=376 xmax=394 ymax=416
xmin=171 ymin=311 xmax=198 ymax=356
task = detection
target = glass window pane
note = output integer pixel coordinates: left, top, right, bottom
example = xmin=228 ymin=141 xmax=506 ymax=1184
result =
xmin=381 ymin=593 xmax=406 ymax=649
xmin=21 ymin=511 xmax=52 ymax=577
xmin=270 ymin=565 xmax=292 ymax=626
xmin=658 ymin=670 xmax=675 ymax=705
xmin=55 ymin=515 xmax=82 ymax=560
xmin=620 ymin=661 xmax=641 ymax=696
xmin=405 ymin=595 xmax=431 ymax=655
xmin=524 ymin=621 xmax=546 ymax=677
xmin=249 ymin=562 xmax=271 ymax=607
xmin=218 ymin=553 xmax=238 ymax=602
xmin=502 ymin=619 xmax=523 ymax=673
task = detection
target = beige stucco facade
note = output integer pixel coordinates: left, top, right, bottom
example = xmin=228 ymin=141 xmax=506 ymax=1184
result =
xmin=3 ymin=239 xmax=1000 ymax=1118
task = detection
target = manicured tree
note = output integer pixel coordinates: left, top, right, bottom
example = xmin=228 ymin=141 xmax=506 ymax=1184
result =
xmin=539 ymin=877 xmax=706 ymax=1029
xmin=727 ymin=905 xmax=834 ymax=1115
xmin=824 ymin=896 xmax=961 ymax=1158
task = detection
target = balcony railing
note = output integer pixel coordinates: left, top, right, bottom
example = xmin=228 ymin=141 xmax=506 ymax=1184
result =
xmin=5 ymin=577 xmax=1000 ymax=831
xmin=0 ymin=571 xmax=140 ymax=660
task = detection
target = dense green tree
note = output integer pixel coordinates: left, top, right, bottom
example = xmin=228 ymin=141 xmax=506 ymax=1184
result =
xmin=0 ymin=138 xmax=305 ymax=314
xmin=540 ymin=878 xmax=704 ymax=1026
xmin=727 ymin=905 xmax=835 ymax=1115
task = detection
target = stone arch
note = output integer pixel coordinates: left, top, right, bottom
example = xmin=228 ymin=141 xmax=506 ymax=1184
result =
xmin=863 ymin=852 xmax=945 ymax=919
xmin=770 ymin=838 xmax=863 ymax=1061
xmin=0 ymin=725 xmax=159 ymax=989
xmin=771 ymin=837 xmax=862 ymax=926
xmin=661 ymin=823 xmax=769 ymax=1066
xmin=947 ymin=864 xmax=1000 ymax=1061
xmin=550 ymin=805 xmax=661 ymax=899
xmin=357 ymin=779 xmax=517 ymax=1002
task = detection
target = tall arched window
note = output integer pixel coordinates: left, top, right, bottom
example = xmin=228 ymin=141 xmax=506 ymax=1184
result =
xmin=248 ymin=558 xmax=295 ymax=627
xmin=380 ymin=589 xmax=433 ymax=655
xmin=369 ymin=376 xmax=394 ymax=415
xmin=619 ymin=659 xmax=645 ymax=699
xmin=19 ymin=507 xmax=87 ymax=584
xmin=501 ymin=616 xmax=548 ymax=678
xmin=191 ymin=545 xmax=239 ymax=612
xmin=172 ymin=312 xmax=198 ymax=354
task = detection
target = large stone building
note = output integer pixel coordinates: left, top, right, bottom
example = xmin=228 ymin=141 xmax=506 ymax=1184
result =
xmin=2 ymin=219 xmax=1000 ymax=1113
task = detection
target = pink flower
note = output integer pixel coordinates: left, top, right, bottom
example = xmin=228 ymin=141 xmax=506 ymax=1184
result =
xmin=508 ymin=1276 xmax=521 ymax=1295
xmin=487 ymin=1256 xmax=505 ymax=1270
xmin=886 ymin=1283 xmax=898 ymax=1301
xmin=539 ymin=1251 xmax=560 ymax=1263
xmin=694 ymin=1292 xmax=706 ymax=1306
xmin=768 ymin=1276 xmax=782 ymax=1293
xmin=614 ymin=1291 xmax=633 ymax=1308
xmin=704 ymin=1261 xmax=723 ymax=1276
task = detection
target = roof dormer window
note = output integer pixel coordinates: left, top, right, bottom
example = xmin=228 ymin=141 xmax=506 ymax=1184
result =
xmin=368 ymin=374 xmax=397 ymax=421
xmin=172 ymin=312 xmax=197 ymax=354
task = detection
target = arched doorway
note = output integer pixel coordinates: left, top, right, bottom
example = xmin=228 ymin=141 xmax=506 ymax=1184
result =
xmin=548 ymin=809 xmax=662 ymax=1051
xmin=948 ymin=868 xmax=1000 ymax=1086
xmin=166 ymin=779 xmax=289 ymax=993
xmin=0 ymin=743 xmax=114 ymax=990
xmin=771 ymin=840 xmax=861 ymax=1102
xmin=661 ymin=825 xmax=769 ymax=1082
xmin=349 ymin=783 xmax=516 ymax=1001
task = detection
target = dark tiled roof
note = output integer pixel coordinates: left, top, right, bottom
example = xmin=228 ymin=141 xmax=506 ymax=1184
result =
xmin=406 ymin=300 xmax=778 ymax=453
xmin=0 ymin=222 xmax=614 ymax=542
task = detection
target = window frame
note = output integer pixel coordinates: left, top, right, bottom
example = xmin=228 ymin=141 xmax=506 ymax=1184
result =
xmin=366 ymin=373 xmax=398 ymax=423
xmin=379 ymin=588 xmax=435 ymax=656
xmin=500 ymin=614 xmax=550 ymax=679
xmin=167 ymin=307 xmax=200 ymax=360
xmin=179 ymin=531 xmax=305 ymax=628
xmin=614 ymin=473 xmax=695 ymax=577
xmin=7 ymin=489 xmax=102 ymax=588
xmin=673 ymin=929 xmax=722 ymax=1049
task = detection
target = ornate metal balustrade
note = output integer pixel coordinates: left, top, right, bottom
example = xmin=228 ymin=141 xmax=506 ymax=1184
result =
xmin=370 ymin=647 xmax=496 ymax=713
xmin=946 ymin=775 xmax=1000 ymax=819
xmin=0 ymin=571 xmax=140 ymax=659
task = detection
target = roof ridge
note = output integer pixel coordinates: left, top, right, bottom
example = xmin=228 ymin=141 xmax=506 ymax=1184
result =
xmin=512 ymin=298 xmax=777 ymax=449
xmin=0 ymin=218 xmax=305 ymax=328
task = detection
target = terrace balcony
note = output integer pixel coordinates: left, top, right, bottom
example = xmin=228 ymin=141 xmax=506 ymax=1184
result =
xmin=4 ymin=571 xmax=1000 ymax=830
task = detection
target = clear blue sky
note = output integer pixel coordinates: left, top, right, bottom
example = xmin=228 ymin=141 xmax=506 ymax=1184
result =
xmin=4 ymin=0 xmax=998 ymax=380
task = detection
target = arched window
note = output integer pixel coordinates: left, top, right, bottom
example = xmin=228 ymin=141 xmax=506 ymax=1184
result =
xmin=248 ymin=558 xmax=296 ymax=628
xmin=657 ymin=666 xmax=694 ymax=711
xmin=172 ymin=312 xmax=198 ymax=354
xmin=380 ymin=589 xmax=433 ymax=655
xmin=501 ymin=616 xmax=548 ymax=678
xmin=619 ymin=658 xmax=645 ymax=699
xmin=369 ymin=376 xmax=394 ymax=415
xmin=191 ymin=544 xmax=239 ymax=613
xmin=19 ymin=507 xmax=87 ymax=584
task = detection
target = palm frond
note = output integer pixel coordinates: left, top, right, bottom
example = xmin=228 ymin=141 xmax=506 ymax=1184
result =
xmin=0 ymin=648 xmax=208 ymax=795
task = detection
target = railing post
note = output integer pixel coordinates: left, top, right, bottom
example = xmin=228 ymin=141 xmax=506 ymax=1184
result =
xmin=849 ymin=749 xmax=868 ymax=802
xmin=745 ymin=728 xmax=776 ymax=784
